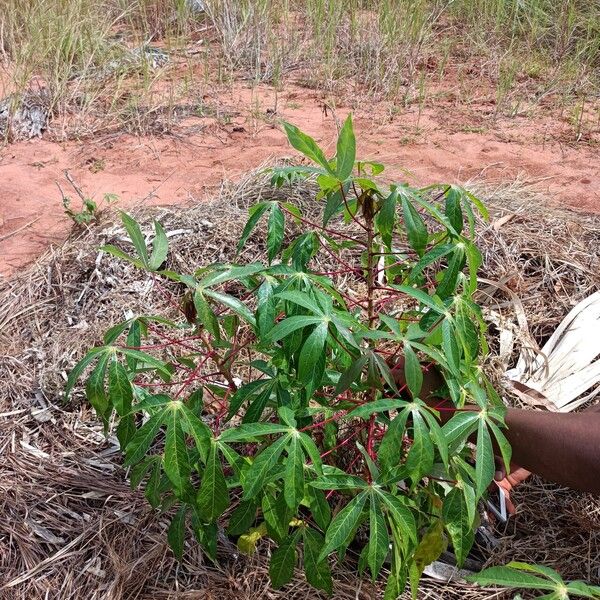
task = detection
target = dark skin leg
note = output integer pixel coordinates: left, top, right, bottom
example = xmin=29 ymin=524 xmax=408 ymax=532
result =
xmin=391 ymin=358 xmax=600 ymax=496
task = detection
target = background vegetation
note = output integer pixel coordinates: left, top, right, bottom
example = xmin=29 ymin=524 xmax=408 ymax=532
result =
xmin=1 ymin=0 xmax=598 ymax=138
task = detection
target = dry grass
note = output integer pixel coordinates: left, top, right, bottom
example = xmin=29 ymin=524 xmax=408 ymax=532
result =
xmin=1 ymin=1 xmax=598 ymax=140
xmin=1 ymin=169 xmax=599 ymax=599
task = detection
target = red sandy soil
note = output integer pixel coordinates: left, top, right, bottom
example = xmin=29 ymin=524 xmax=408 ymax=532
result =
xmin=1 ymin=83 xmax=598 ymax=278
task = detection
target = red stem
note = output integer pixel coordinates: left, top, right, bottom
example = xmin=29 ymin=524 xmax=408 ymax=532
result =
xmin=280 ymin=205 xmax=367 ymax=246
xmin=320 ymin=425 xmax=364 ymax=458
xmin=299 ymin=411 xmax=346 ymax=432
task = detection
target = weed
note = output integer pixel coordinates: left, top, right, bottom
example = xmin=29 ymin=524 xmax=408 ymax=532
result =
xmin=62 ymin=193 xmax=118 ymax=225
xmin=59 ymin=171 xmax=118 ymax=224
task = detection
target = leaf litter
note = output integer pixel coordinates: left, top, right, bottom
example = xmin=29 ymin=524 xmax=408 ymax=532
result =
xmin=0 ymin=166 xmax=599 ymax=599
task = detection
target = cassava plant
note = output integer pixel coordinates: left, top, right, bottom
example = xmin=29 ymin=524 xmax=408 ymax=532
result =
xmin=67 ymin=116 xmax=511 ymax=598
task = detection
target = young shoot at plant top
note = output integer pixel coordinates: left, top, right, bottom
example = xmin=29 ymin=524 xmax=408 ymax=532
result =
xmin=67 ymin=115 xmax=512 ymax=598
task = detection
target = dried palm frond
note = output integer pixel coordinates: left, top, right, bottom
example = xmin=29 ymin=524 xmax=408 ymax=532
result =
xmin=506 ymin=291 xmax=600 ymax=412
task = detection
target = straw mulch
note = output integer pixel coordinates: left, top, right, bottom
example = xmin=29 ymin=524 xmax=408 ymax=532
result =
xmin=1 ymin=169 xmax=599 ymax=599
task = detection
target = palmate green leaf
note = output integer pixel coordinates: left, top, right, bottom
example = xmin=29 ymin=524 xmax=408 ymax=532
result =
xmin=125 ymin=319 xmax=142 ymax=370
xmin=323 ymin=187 xmax=343 ymax=226
xmin=149 ymin=220 xmax=168 ymax=270
xmin=403 ymin=344 xmax=422 ymax=397
xmin=227 ymin=499 xmax=258 ymax=536
xmin=167 ymin=506 xmax=187 ymax=560
xmin=66 ymin=346 xmax=109 ymax=399
xmin=120 ymin=212 xmax=149 ymax=266
xmin=298 ymin=432 xmax=323 ymax=475
xmin=506 ymin=562 xmax=564 ymax=584
xmin=130 ymin=456 xmax=154 ymax=489
xmin=288 ymin=231 xmax=320 ymax=271
xmin=243 ymin=434 xmax=290 ymax=500
xmin=401 ymin=195 xmax=428 ymax=256
xmin=368 ymin=494 xmax=390 ymax=581
xmin=100 ymin=244 xmax=146 ymax=268
xmin=116 ymin=413 xmax=136 ymax=451
xmin=284 ymin=434 xmax=304 ymax=509
xmin=104 ymin=319 xmax=131 ymax=345
xmin=277 ymin=405 xmax=296 ymax=428
xmin=267 ymin=315 xmax=323 ymax=343
xmin=227 ymin=379 xmax=270 ymax=421
xmin=243 ymin=379 xmax=276 ymax=424
xmin=335 ymin=354 xmax=369 ymax=395
xmin=267 ymin=203 xmax=285 ymax=263
xmin=196 ymin=262 xmax=264 ymax=288
xmin=384 ymin=571 xmax=406 ymax=600
xmin=566 ymin=580 xmax=600 ymax=598
xmin=117 ymin=348 xmax=171 ymax=377
xmin=420 ymin=407 xmax=448 ymax=469
xmin=436 ymin=246 xmax=464 ymax=299
xmin=319 ymin=491 xmax=367 ymax=562
xmin=163 ymin=405 xmax=191 ymax=495
xmin=108 ymin=357 xmax=133 ymax=416
xmin=355 ymin=441 xmax=380 ymax=481
xmin=203 ymin=289 xmax=256 ymax=327
xmin=262 ymin=491 xmax=292 ymax=543
xmin=408 ymin=243 xmax=454 ymax=282
xmin=197 ymin=442 xmax=230 ymax=521
xmin=276 ymin=290 xmax=325 ymax=315
xmin=308 ymin=487 xmax=331 ymax=530
xmin=347 ymin=398 xmax=408 ymax=419
xmin=464 ymin=239 xmax=482 ymax=294
xmin=376 ymin=189 xmax=397 ymax=250
xmin=124 ymin=408 xmax=167 ymax=467
xmin=283 ymin=122 xmax=335 ymax=175
xmin=311 ymin=474 xmax=369 ymax=490
xmin=406 ymin=409 xmax=434 ymax=483
xmin=319 ymin=171 xmax=340 ymax=197
xmin=336 ymin=114 xmax=356 ymax=180
xmin=331 ymin=314 xmax=362 ymax=350
xmin=488 ymin=418 xmax=512 ymax=473
xmin=86 ymin=351 xmax=110 ymax=419
xmin=378 ymin=491 xmax=417 ymax=548
xmin=193 ymin=290 xmax=220 ymax=338
xmin=219 ymin=422 xmax=290 ymax=443
xmin=132 ymin=393 xmax=173 ymax=413
xmin=237 ymin=202 xmax=269 ymax=253
xmin=256 ymin=279 xmax=276 ymax=337
xmin=444 ymin=187 xmax=464 ymax=235
xmin=303 ymin=527 xmax=333 ymax=594
xmin=372 ymin=353 xmax=399 ymax=393
xmin=145 ymin=459 xmax=162 ymax=508
xmin=298 ymin=322 xmax=328 ymax=397
xmin=441 ymin=319 xmax=460 ymax=376
xmin=453 ymin=472 xmax=476 ymax=524
xmin=442 ymin=488 xmax=474 ymax=566
xmin=455 ymin=311 xmax=480 ymax=361
xmin=475 ymin=417 xmax=495 ymax=499
xmin=180 ymin=405 xmax=212 ymax=464
xmin=467 ymin=565 xmax=558 ymax=591
xmin=442 ymin=411 xmax=479 ymax=451
xmin=218 ymin=442 xmax=248 ymax=480
xmin=394 ymin=284 xmax=443 ymax=314
xmin=378 ymin=410 xmax=410 ymax=474
xmin=269 ymin=531 xmax=300 ymax=589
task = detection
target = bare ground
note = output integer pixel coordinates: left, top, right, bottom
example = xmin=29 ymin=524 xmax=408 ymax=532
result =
xmin=1 ymin=83 xmax=599 ymax=278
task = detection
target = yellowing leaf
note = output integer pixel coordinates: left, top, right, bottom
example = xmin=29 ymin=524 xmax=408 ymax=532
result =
xmin=237 ymin=522 xmax=268 ymax=555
